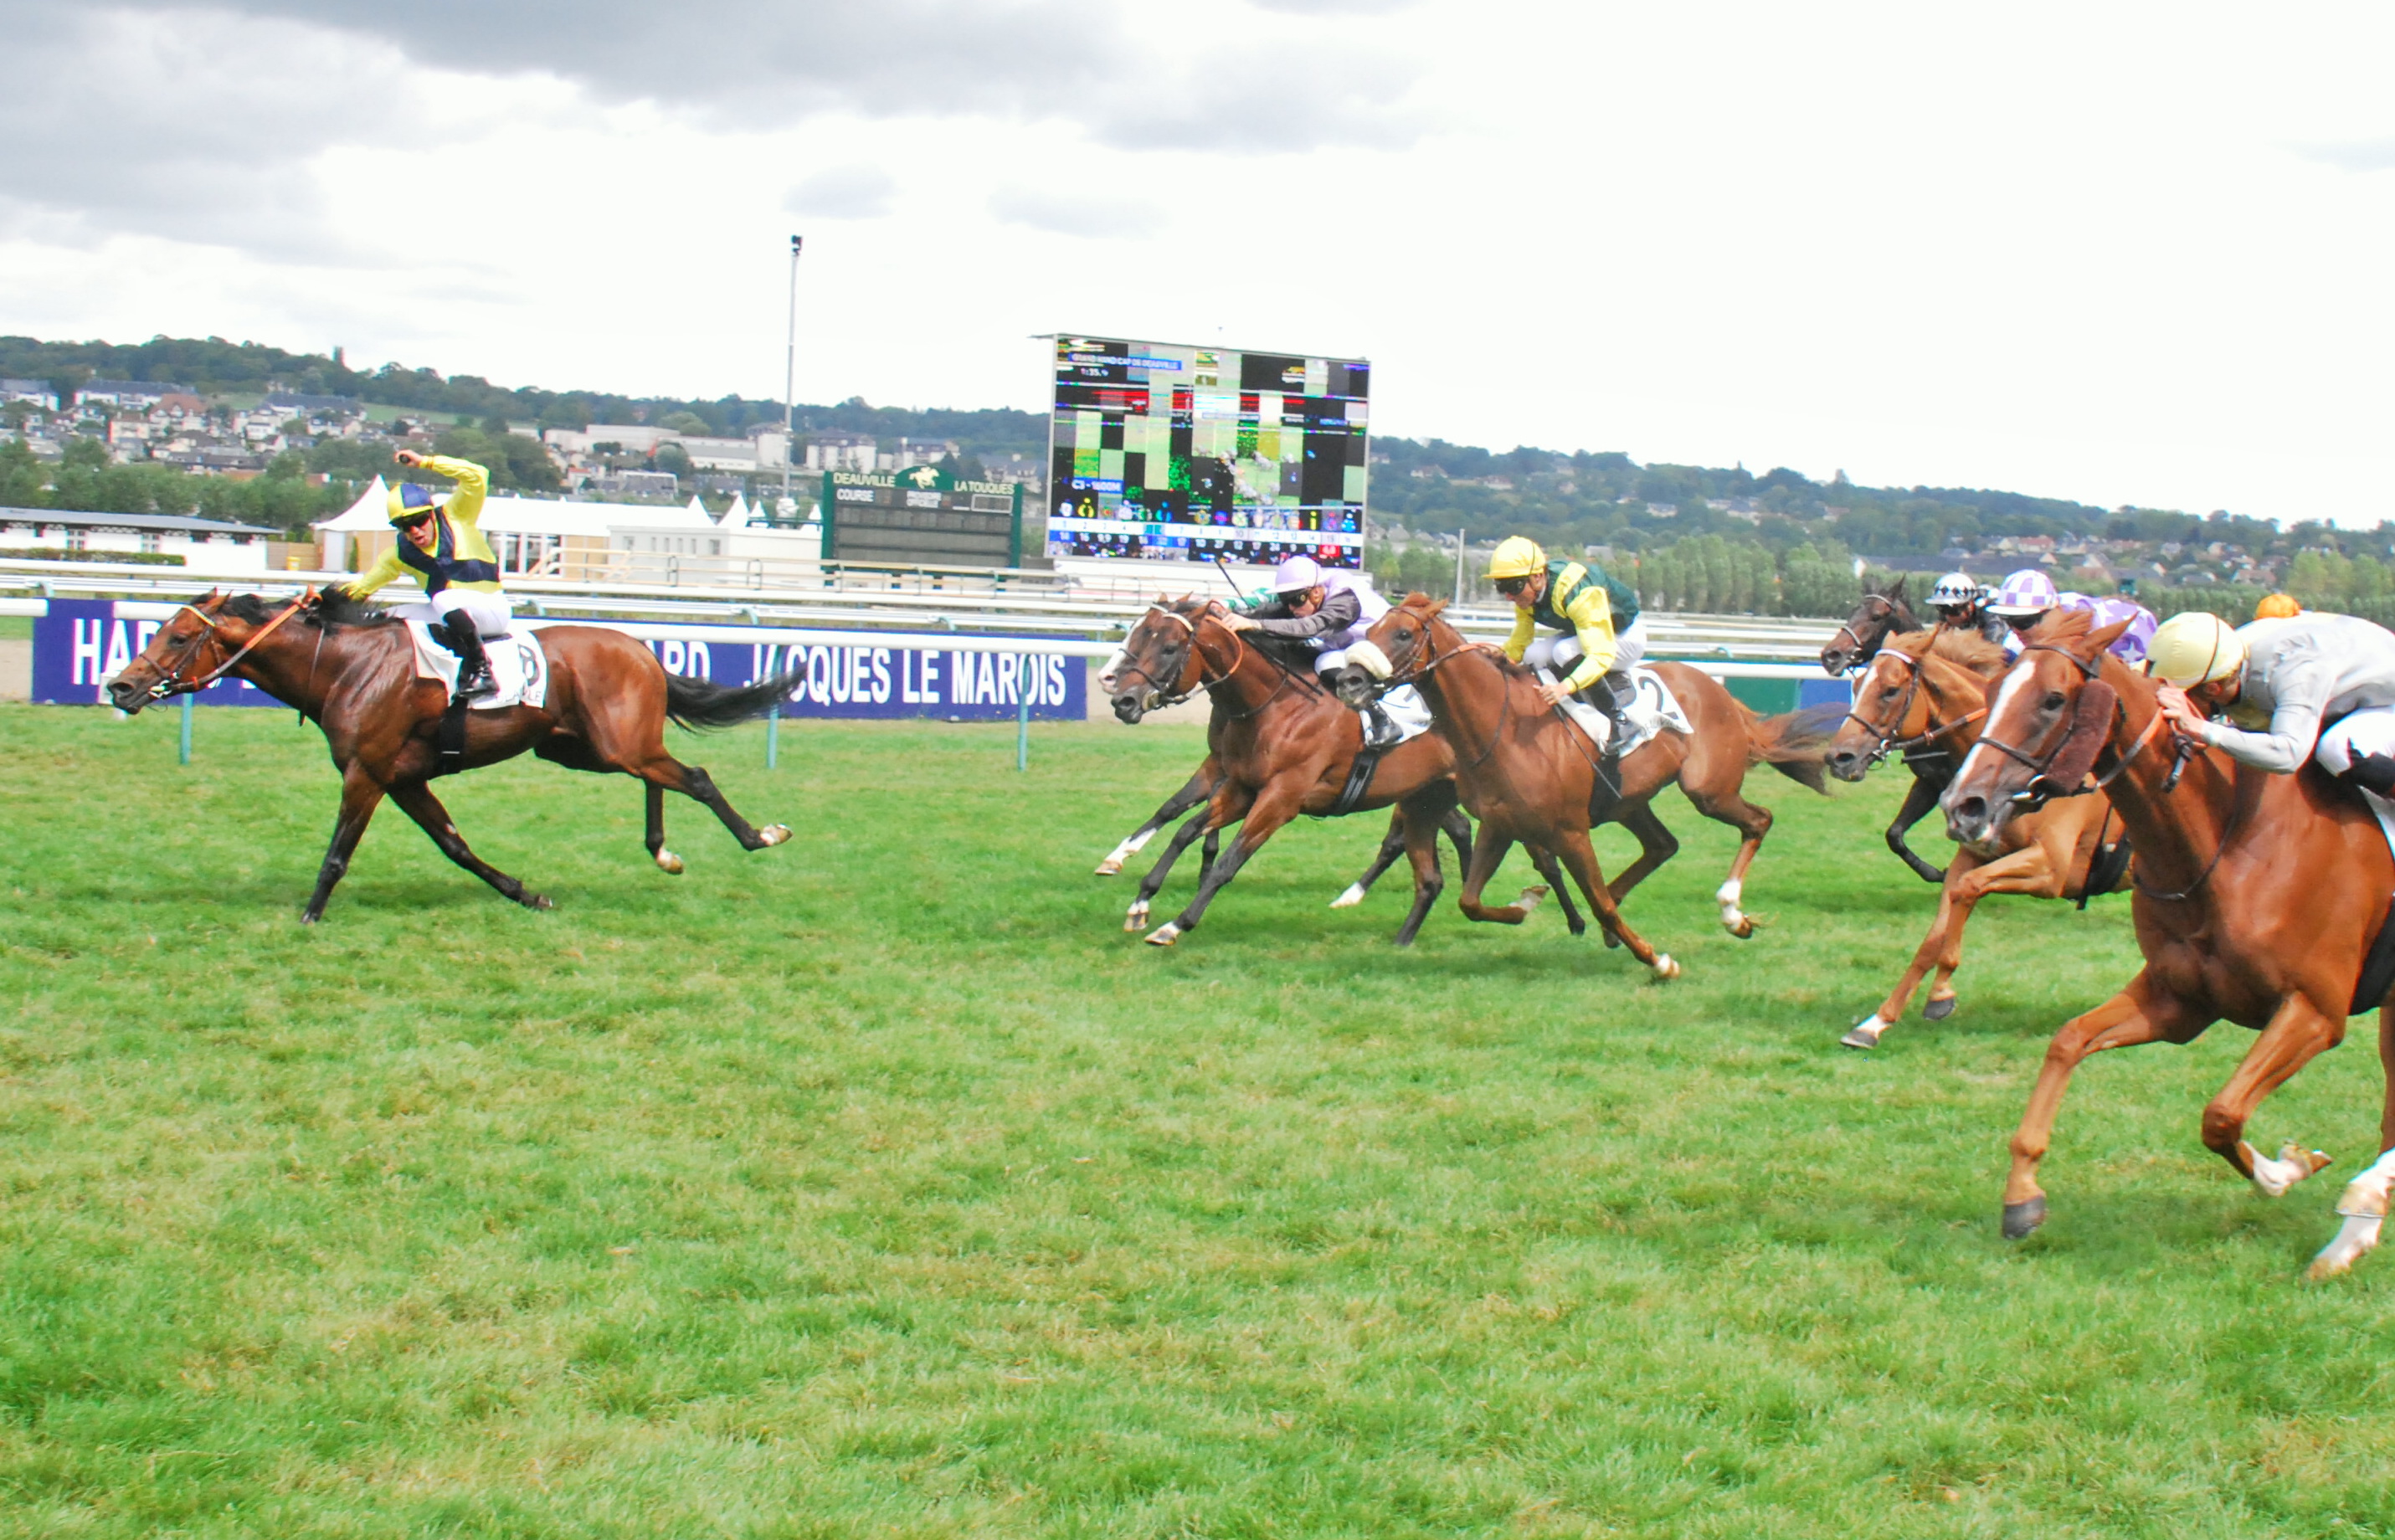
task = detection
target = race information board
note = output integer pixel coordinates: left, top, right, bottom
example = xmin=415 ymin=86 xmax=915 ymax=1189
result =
xmin=1046 ymin=335 xmax=1368 ymax=567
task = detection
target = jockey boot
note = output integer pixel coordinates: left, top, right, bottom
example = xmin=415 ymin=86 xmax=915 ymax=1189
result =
xmin=1586 ymin=675 xmax=1633 ymax=761
xmin=2343 ymin=753 xmax=2395 ymax=800
xmin=442 ymin=613 xmax=497 ymax=702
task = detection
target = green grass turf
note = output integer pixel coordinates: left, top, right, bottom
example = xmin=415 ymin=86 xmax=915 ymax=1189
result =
xmin=3 ymin=702 xmax=2393 ymax=1537
xmin=0 ymin=617 xmax=31 ymax=639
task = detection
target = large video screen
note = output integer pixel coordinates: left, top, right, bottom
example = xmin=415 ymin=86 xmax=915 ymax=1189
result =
xmin=1046 ymin=335 xmax=1368 ymax=567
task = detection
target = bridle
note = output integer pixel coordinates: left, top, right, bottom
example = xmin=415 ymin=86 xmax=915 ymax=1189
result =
xmin=1113 ymin=605 xmax=1316 ymax=721
xmin=1362 ymin=603 xmax=1513 ymax=773
xmin=144 ymin=590 xmax=315 ymax=700
xmin=1823 ymin=593 xmax=1905 ymax=671
xmin=1841 ymin=646 xmax=1989 ymax=773
xmin=1974 ymin=642 xmax=2171 ymax=808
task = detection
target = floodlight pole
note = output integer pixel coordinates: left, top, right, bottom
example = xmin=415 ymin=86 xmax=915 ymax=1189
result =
xmin=1454 ymin=528 xmax=1467 ymax=604
xmin=782 ymin=234 xmax=803 ymax=511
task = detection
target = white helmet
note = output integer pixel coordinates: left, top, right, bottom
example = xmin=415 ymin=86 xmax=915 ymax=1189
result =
xmin=2146 ymin=612 xmax=2247 ymax=687
xmin=1930 ymin=572 xmax=1980 ymax=608
xmin=1271 ymin=554 xmax=1325 ymax=593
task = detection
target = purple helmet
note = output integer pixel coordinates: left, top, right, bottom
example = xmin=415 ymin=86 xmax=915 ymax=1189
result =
xmin=1986 ymin=568 xmax=2060 ymax=617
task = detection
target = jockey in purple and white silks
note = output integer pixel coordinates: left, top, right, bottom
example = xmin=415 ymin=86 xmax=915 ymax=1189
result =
xmin=1224 ymin=554 xmax=1424 ymax=745
xmin=1986 ymin=568 xmax=2158 ymax=666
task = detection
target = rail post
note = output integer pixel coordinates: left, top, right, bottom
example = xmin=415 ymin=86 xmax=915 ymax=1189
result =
xmin=766 ymin=701 xmax=780 ymax=770
xmin=178 ymin=693 xmax=193 ymax=766
xmin=1016 ymin=653 xmax=1032 ymax=771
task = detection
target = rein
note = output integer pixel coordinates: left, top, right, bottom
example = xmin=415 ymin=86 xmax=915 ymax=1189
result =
xmin=148 ymin=591 xmax=316 ymax=699
xmin=1824 ymin=593 xmax=1905 ymax=671
xmin=1118 ymin=605 xmax=1320 ymax=720
xmin=1843 ymin=647 xmax=1992 ymax=772
xmin=1371 ymin=607 xmax=1519 ymax=775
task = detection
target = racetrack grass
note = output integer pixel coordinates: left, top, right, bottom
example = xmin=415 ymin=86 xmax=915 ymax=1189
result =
xmin=3 ymin=702 xmax=2392 ymax=1538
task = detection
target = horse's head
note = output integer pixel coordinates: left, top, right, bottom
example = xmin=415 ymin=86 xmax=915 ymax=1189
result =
xmin=1108 ymin=598 xmax=1211 ymax=723
xmin=106 ymin=589 xmax=232 ymax=713
xmin=1942 ymin=610 xmax=2130 ymax=846
xmin=1819 ymin=576 xmax=1911 ymax=676
xmin=1334 ymin=593 xmax=1447 ymax=711
xmin=1825 ymin=639 xmax=1933 ymax=783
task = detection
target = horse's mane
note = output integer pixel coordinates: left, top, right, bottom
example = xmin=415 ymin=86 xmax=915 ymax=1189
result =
xmin=2031 ymin=607 xmax=2097 ymax=643
xmin=1399 ymin=591 xmax=1534 ymax=678
xmin=1887 ymin=626 xmax=2007 ymax=674
xmin=211 ymin=588 xmax=396 ymax=629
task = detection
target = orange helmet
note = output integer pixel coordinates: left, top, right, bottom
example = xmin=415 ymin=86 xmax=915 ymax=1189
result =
xmin=2254 ymin=593 xmax=2300 ymax=620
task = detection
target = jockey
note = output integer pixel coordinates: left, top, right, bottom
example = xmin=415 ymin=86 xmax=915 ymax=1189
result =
xmin=334 ymin=450 xmax=510 ymax=702
xmin=1986 ymin=567 xmax=2157 ymax=666
xmin=1222 ymin=552 xmax=1388 ymax=675
xmin=1488 ymin=535 xmax=1645 ymax=750
xmin=2151 ymin=609 xmax=2395 ymax=798
xmin=1930 ymin=571 xmax=2007 ymax=647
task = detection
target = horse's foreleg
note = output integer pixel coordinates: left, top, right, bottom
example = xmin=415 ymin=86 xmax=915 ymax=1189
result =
xmin=2312 ymin=1007 xmax=2395 ymax=1278
xmin=1147 ymin=787 xmax=1299 ymax=947
xmin=1683 ymin=784 xmax=1772 ymax=939
xmin=1526 ymin=846 xmax=1586 ymax=936
xmin=1128 ymin=804 xmax=1215 ymax=932
xmin=1602 ymin=803 xmax=1678 ymax=908
xmin=1098 ymin=766 xmax=1215 ymax=875
xmin=1333 ymin=810 xmax=1410 ymax=909
xmin=1442 ymin=807 xmax=1473 ymax=877
xmin=1389 ymin=803 xmax=1447 ymax=947
xmin=1846 ymin=847 xmax=1986 ymax=1049
xmin=388 ymin=781 xmax=550 ymax=911
xmin=635 ymin=758 xmax=789 ymax=851
xmin=2202 ymin=993 xmax=2345 ymax=1196
xmin=301 ymin=764 xmax=388 ymax=924
xmin=1553 ymin=825 xmax=1673 ymax=978
xmin=1455 ymin=826 xmax=1548 ymax=924
xmin=2002 ymin=979 xmax=2191 ymax=1237
xmin=644 ymin=783 xmax=681 ymax=874
xmin=1886 ymin=774 xmax=1949 ymax=883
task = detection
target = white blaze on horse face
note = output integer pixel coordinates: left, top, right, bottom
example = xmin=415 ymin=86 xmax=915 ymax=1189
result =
xmin=1955 ymin=654 xmax=2038 ymax=786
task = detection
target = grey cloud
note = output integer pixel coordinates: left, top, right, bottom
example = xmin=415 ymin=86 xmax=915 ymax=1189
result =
xmin=2291 ymin=138 xmax=2395 ymax=172
xmin=989 ymin=186 xmax=1164 ymax=239
xmin=87 ymin=0 xmax=1426 ymax=155
xmin=785 ymin=166 xmax=898 ymax=220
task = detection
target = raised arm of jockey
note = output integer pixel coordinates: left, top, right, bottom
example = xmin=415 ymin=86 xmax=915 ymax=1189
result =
xmin=416 ymin=453 xmax=489 ymax=531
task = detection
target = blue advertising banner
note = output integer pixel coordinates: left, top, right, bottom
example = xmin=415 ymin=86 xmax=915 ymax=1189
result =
xmin=31 ymin=600 xmax=1086 ymax=721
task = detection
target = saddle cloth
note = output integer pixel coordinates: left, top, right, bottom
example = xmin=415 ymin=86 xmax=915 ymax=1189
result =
xmin=1361 ymin=683 xmax=1434 ymax=749
xmin=407 ymin=620 xmax=550 ymax=711
xmin=1534 ymin=665 xmax=1693 ymax=757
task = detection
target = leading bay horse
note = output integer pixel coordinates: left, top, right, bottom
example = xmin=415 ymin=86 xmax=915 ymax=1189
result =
xmin=1106 ymin=598 xmax=1495 ymax=948
xmin=1827 ymin=627 xmax=2130 ymax=1048
xmin=1940 ymin=608 xmax=2395 ymax=1268
xmin=1336 ymin=595 xmax=1834 ymax=978
xmin=108 ymin=589 xmax=798 ymax=921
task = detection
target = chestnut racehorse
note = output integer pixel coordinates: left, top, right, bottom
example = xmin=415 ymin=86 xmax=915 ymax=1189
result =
xmin=1335 ymin=595 xmax=1834 ymax=978
xmin=1827 ymin=628 xmax=2130 ymax=1049
xmin=1940 ymin=608 xmax=2395 ymax=1265
xmin=107 ymin=589 xmax=797 ymax=921
xmin=1105 ymin=599 xmax=1499 ymax=948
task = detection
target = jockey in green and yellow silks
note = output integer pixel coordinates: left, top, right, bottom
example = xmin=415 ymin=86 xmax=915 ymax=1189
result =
xmin=336 ymin=450 xmax=511 ymax=703
xmin=1488 ymin=536 xmax=1647 ymax=751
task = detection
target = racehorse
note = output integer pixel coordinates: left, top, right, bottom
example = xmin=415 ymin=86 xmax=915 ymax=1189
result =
xmin=1817 ymin=575 xmax=1918 ymax=677
xmin=1940 ymin=608 xmax=2395 ymax=1262
xmin=1827 ymin=628 xmax=2130 ymax=1048
xmin=107 ymin=589 xmax=797 ymax=921
xmin=1106 ymin=598 xmax=1523 ymax=948
xmin=1334 ymin=595 xmax=1835 ymax=978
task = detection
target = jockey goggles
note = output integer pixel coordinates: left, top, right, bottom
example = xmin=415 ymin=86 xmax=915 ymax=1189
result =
xmin=1493 ymin=574 xmax=1534 ymax=597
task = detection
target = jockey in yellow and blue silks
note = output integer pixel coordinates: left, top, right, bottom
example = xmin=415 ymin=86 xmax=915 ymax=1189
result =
xmin=1488 ymin=535 xmax=1647 ymax=752
xmin=335 ymin=449 xmax=510 ymax=702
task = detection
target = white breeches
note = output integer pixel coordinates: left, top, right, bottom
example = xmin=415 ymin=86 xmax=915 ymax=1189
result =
xmin=2314 ymin=706 xmax=2395 ymax=775
xmin=1524 ymin=614 xmax=1647 ymax=683
xmin=390 ymin=589 xmax=512 ymax=639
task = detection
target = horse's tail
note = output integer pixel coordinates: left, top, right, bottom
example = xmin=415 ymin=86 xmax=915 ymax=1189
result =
xmin=1737 ymin=698 xmax=1844 ymax=794
xmin=664 ymin=669 xmax=800 ymax=731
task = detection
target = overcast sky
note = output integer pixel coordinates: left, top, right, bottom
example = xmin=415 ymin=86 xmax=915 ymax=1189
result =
xmin=4 ymin=2 xmax=2392 ymax=523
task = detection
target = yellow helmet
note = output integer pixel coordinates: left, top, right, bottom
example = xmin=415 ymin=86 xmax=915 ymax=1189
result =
xmin=2254 ymin=593 xmax=2300 ymax=620
xmin=1487 ymin=536 xmax=1547 ymax=581
xmin=2146 ymin=611 xmax=2247 ymax=687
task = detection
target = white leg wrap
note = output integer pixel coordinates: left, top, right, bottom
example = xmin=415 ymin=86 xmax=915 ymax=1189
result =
xmin=1329 ymin=881 xmax=1369 ymax=909
xmin=1714 ymin=878 xmax=1748 ymax=933
xmin=1144 ymin=921 xmax=1182 ymax=947
xmin=2245 ymin=1140 xmax=2329 ymax=1199
xmin=1123 ymin=899 xmax=1149 ymax=932
xmin=2313 ymin=1148 xmax=2395 ymax=1278
xmin=1650 ymin=953 xmax=1679 ymax=980
xmin=654 ymin=848 xmax=684 ymax=875
xmin=1841 ymin=1014 xmax=1890 ymax=1050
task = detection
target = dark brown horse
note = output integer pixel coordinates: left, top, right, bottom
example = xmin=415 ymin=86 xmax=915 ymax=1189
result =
xmin=1941 ymin=608 xmax=2393 ymax=1259
xmin=1817 ymin=575 xmax=1918 ymax=676
xmin=1106 ymin=599 xmax=1510 ymax=948
xmin=107 ymin=589 xmax=797 ymax=921
xmin=1335 ymin=595 xmax=1833 ymax=977
xmin=1827 ymin=628 xmax=2130 ymax=1048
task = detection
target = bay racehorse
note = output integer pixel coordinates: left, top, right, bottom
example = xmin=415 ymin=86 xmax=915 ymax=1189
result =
xmin=1817 ymin=575 xmax=1918 ymax=677
xmin=1941 ymin=608 xmax=2395 ymax=1265
xmin=1335 ymin=595 xmax=1834 ymax=978
xmin=1106 ymin=598 xmax=1507 ymax=948
xmin=1827 ymin=627 xmax=2130 ymax=1048
xmin=107 ymin=589 xmax=797 ymax=921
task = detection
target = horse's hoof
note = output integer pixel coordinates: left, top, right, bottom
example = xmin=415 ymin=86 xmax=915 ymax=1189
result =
xmin=1924 ymin=995 xmax=1956 ymax=1021
xmin=758 ymin=824 xmax=791 ymax=847
xmin=1123 ymin=903 xmax=1149 ymax=932
xmin=1602 ymin=929 xmax=1621 ymax=948
xmin=2287 ymin=1142 xmax=2336 ymax=1179
xmin=525 ymin=893 xmax=553 ymax=911
xmin=654 ymin=849 xmax=685 ymax=875
xmin=1329 ymin=881 xmax=1368 ymax=909
xmin=2002 ymin=1196 xmax=2047 ymax=1240
xmin=1841 ymin=1015 xmax=1888 ymax=1050
xmin=1094 ymin=857 xmax=1124 ymax=876
xmin=1144 ymin=921 xmax=1182 ymax=947
xmin=1649 ymin=953 xmax=1679 ymax=981
xmin=1516 ymin=885 xmax=1550 ymax=912
xmin=1727 ymin=916 xmax=1755 ymax=939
